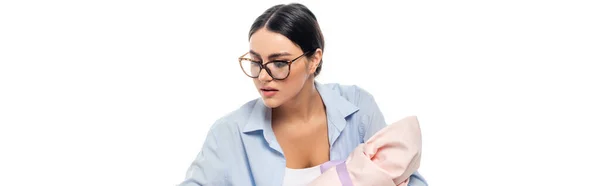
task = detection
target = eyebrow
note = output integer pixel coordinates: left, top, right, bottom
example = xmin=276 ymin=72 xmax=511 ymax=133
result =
xmin=249 ymin=50 xmax=292 ymax=60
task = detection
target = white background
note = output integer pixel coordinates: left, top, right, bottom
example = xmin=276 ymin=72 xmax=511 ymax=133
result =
xmin=1 ymin=0 xmax=599 ymax=185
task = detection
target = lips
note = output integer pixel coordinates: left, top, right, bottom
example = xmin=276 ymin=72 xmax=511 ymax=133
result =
xmin=260 ymin=86 xmax=279 ymax=97
xmin=260 ymin=87 xmax=279 ymax=91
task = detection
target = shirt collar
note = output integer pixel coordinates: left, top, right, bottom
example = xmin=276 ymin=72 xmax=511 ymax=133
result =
xmin=242 ymin=81 xmax=359 ymax=134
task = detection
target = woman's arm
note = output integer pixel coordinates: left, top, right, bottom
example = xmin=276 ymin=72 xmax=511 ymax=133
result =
xmin=407 ymin=171 xmax=429 ymax=186
xmin=358 ymin=88 xmax=429 ymax=186
xmin=178 ymin=129 xmax=229 ymax=186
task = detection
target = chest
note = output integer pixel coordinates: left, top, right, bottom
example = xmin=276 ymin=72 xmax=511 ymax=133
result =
xmin=272 ymin=116 xmax=330 ymax=169
xmin=235 ymin=115 xmax=366 ymax=186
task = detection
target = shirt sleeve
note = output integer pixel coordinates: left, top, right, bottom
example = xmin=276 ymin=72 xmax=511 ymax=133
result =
xmin=357 ymin=87 xmax=387 ymax=142
xmin=178 ymin=127 xmax=229 ymax=186
xmin=358 ymin=87 xmax=429 ymax=186
xmin=407 ymin=171 xmax=429 ymax=186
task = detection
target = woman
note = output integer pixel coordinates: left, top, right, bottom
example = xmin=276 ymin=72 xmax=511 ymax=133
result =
xmin=180 ymin=3 xmax=427 ymax=186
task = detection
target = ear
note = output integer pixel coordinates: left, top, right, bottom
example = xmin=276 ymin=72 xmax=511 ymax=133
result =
xmin=308 ymin=48 xmax=323 ymax=74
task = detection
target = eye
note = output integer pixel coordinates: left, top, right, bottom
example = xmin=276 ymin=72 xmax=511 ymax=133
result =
xmin=250 ymin=61 xmax=262 ymax=67
xmin=273 ymin=61 xmax=289 ymax=68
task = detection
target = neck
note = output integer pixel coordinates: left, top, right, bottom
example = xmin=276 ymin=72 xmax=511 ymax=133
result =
xmin=273 ymin=80 xmax=323 ymax=123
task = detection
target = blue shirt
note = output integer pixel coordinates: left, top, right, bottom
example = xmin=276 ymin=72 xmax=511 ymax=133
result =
xmin=179 ymin=82 xmax=428 ymax=186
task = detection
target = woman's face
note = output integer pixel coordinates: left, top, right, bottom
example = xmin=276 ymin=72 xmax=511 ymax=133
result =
xmin=247 ymin=28 xmax=317 ymax=108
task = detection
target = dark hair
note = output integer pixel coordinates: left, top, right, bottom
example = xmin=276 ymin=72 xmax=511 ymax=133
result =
xmin=249 ymin=3 xmax=325 ymax=77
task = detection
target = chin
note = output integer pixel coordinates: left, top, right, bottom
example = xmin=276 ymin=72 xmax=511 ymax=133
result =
xmin=262 ymin=98 xmax=283 ymax=108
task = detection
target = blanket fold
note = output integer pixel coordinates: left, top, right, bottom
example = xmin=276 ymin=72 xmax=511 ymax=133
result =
xmin=308 ymin=115 xmax=422 ymax=186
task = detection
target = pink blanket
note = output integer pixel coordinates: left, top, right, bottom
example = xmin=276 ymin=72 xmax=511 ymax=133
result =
xmin=308 ymin=116 xmax=422 ymax=186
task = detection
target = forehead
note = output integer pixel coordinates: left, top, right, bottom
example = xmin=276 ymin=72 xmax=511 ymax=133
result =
xmin=249 ymin=28 xmax=302 ymax=56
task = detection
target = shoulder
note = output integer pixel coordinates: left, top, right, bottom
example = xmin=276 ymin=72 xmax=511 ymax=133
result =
xmin=319 ymin=82 xmax=386 ymax=142
xmin=320 ymin=82 xmax=377 ymax=104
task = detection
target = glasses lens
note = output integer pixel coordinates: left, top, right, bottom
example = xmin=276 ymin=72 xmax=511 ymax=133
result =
xmin=266 ymin=62 xmax=290 ymax=79
xmin=240 ymin=59 xmax=261 ymax=77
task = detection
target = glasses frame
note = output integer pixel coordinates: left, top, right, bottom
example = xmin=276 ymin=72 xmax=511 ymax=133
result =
xmin=238 ymin=50 xmax=311 ymax=80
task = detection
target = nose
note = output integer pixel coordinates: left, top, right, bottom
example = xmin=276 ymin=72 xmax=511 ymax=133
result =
xmin=257 ymin=68 xmax=273 ymax=82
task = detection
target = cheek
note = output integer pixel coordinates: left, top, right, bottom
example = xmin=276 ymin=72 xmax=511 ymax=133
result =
xmin=283 ymin=64 xmax=309 ymax=91
xmin=291 ymin=61 xmax=310 ymax=78
xmin=288 ymin=64 xmax=308 ymax=84
xmin=252 ymin=79 xmax=261 ymax=87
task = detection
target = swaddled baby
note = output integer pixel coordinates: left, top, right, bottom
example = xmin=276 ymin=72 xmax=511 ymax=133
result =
xmin=308 ymin=116 xmax=422 ymax=186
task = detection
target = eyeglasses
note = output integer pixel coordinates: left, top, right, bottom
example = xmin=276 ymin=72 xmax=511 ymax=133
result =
xmin=238 ymin=51 xmax=311 ymax=80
